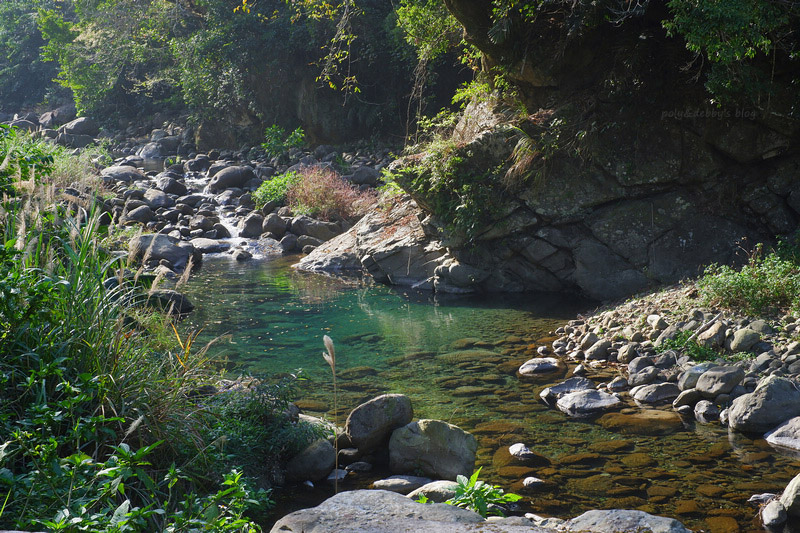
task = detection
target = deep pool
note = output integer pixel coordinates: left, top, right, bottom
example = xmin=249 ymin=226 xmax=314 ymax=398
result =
xmin=181 ymin=256 xmax=800 ymax=532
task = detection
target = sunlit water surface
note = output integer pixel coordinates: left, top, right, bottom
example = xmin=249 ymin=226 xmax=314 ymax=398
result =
xmin=181 ymin=256 xmax=800 ymax=531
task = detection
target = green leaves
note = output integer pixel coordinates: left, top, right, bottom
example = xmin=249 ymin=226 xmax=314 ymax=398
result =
xmin=444 ymin=467 xmax=522 ymax=518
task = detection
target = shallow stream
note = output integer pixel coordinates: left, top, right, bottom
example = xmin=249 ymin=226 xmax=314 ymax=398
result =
xmin=181 ymin=256 xmax=800 ymax=532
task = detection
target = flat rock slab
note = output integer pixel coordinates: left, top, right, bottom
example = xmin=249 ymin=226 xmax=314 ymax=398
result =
xmin=269 ymin=489 xmax=554 ymax=533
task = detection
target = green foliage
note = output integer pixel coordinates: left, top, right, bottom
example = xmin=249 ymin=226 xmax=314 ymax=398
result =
xmin=0 ymin=144 xmax=312 ymax=530
xmin=444 ymin=468 xmax=522 ymax=518
xmin=659 ymin=330 xmax=718 ymax=362
xmin=0 ymin=0 xmax=63 ymax=112
xmin=253 ymin=171 xmax=300 ymax=208
xmin=0 ymin=125 xmax=55 ymax=193
xmin=262 ymin=125 xmax=306 ymax=160
xmin=663 ymin=0 xmax=797 ymax=103
xmin=392 ymin=137 xmax=504 ymax=240
xmin=697 ymin=243 xmax=800 ymax=316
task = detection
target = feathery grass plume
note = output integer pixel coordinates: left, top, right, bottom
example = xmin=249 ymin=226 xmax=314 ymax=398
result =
xmin=322 ymin=334 xmax=339 ymax=493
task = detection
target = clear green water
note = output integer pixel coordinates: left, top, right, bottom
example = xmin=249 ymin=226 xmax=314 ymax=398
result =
xmin=182 ymin=256 xmax=800 ymax=531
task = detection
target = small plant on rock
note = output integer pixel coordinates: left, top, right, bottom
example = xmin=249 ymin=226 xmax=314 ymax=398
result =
xmin=444 ymin=467 xmax=522 ymax=518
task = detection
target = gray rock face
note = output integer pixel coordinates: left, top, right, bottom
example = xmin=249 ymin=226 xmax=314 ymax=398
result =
xmin=123 ymin=205 xmax=155 ymax=224
xmin=728 ymin=376 xmax=800 ymax=433
xmin=765 ymin=416 xmax=800 ymax=451
xmin=156 ymin=176 xmax=187 ymax=196
xmin=556 ymin=390 xmax=621 ymax=417
xmin=518 ymin=357 xmax=562 ymax=376
xmin=285 ymin=438 xmax=335 ymax=481
xmin=56 ymin=132 xmax=94 ymax=148
xmin=296 ymin=197 xmax=446 ymax=288
xmin=345 ymin=394 xmax=413 ymax=453
xmin=565 ymin=509 xmax=691 ymax=533
xmin=628 ymin=356 xmax=654 ymax=374
xmin=147 ymin=289 xmax=194 ymax=315
xmin=694 ymin=400 xmax=720 ymax=423
xmin=269 ymin=490 xmax=490 ymax=533
xmin=349 ymin=165 xmax=380 ymax=186
xmin=389 ymin=419 xmax=477 ymax=480
xmin=695 ymin=365 xmax=744 ymax=398
xmin=678 ymin=363 xmax=717 ymax=390
xmin=262 ymin=213 xmax=287 ymax=237
xmin=207 ymin=166 xmax=256 ymax=193
xmin=128 ymin=234 xmax=194 ymax=269
xmin=584 ymin=339 xmax=611 ymax=360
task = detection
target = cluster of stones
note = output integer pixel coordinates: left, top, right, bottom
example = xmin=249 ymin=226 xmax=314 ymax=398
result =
xmin=99 ymin=141 xmax=388 ymax=281
xmin=284 ymin=394 xmax=478 ymax=490
xmin=3 ymin=107 xmax=104 ymax=149
xmin=273 ymin=393 xmax=691 ymax=533
xmin=517 ymin=286 xmax=800 ymax=529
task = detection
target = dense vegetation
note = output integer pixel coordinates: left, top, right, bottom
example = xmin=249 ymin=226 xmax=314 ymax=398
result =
xmin=0 ymin=129 xmax=319 ymax=530
xmin=3 ymin=0 xmax=795 ymax=143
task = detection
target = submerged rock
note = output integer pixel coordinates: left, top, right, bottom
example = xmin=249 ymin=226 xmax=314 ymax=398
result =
xmin=518 ymin=358 xmax=562 ymax=376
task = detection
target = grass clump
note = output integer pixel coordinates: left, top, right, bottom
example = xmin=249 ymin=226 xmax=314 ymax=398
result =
xmin=659 ymin=330 xmax=719 ymax=362
xmin=697 ymin=241 xmax=800 ymax=316
xmin=262 ymin=125 xmax=305 ymax=160
xmin=254 ymin=167 xmax=375 ymax=222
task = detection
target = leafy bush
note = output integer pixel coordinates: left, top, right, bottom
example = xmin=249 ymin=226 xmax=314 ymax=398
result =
xmin=286 ymin=167 xmax=375 ymax=221
xmin=0 ymin=125 xmax=55 ymax=193
xmin=253 ymin=171 xmax=300 ymax=208
xmin=443 ymin=468 xmax=521 ymax=518
xmin=697 ymin=245 xmax=800 ymax=316
xmin=0 ymin=144 xmax=312 ymax=530
xmin=262 ymin=125 xmax=305 ymax=160
xmin=659 ymin=330 xmax=719 ymax=362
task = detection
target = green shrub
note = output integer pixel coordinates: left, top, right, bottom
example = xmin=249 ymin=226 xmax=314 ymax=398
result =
xmin=262 ymin=125 xmax=305 ymax=160
xmin=443 ymin=468 xmax=521 ymax=518
xmin=253 ymin=171 xmax=300 ymax=208
xmin=0 ymin=124 xmax=55 ymax=193
xmin=659 ymin=330 xmax=719 ymax=362
xmin=697 ymin=245 xmax=800 ymax=316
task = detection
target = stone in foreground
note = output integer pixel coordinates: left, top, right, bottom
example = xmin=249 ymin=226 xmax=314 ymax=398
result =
xmin=556 ymin=390 xmax=621 ymax=418
xmin=766 ymin=416 xmax=800 ymax=452
xmin=389 ymin=419 xmax=477 ymax=480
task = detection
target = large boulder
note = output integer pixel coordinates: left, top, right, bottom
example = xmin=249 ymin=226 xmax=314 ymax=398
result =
xmin=143 ymin=189 xmax=175 ymax=209
xmin=128 ymin=234 xmax=194 ymax=269
xmin=556 ymin=390 xmax=621 ymax=417
xmin=631 ymin=383 xmax=681 ymax=404
xmin=565 ymin=509 xmax=691 ymax=533
xmin=269 ymin=490 xmax=490 ymax=533
xmin=146 ymin=290 xmax=194 ymax=315
xmin=345 ymin=394 xmax=413 ymax=452
xmin=207 ymin=166 xmax=257 ymax=193
xmin=56 ymin=132 xmax=94 ymax=148
xmin=59 ymin=116 xmax=99 ymax=136
xmin=695 ymin=365 xmax=744 ymax=398
xmin=389 ymin=419 xmax=477 ymax=480
xmin=285 ymin=438 xmax=335 ymax=481
xmin=728 ymin=375 xmax=800 ymax=433
xmin=238 ymin=213 xmax=265 ymax=238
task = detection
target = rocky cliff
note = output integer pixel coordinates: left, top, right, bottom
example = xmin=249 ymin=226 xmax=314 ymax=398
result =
xmin=298 ymin=0 xmax=799 ymax=301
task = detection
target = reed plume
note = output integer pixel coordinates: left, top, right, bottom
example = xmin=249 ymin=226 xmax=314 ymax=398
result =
xmin=322 ymin=334 xmax=339 ymax=493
